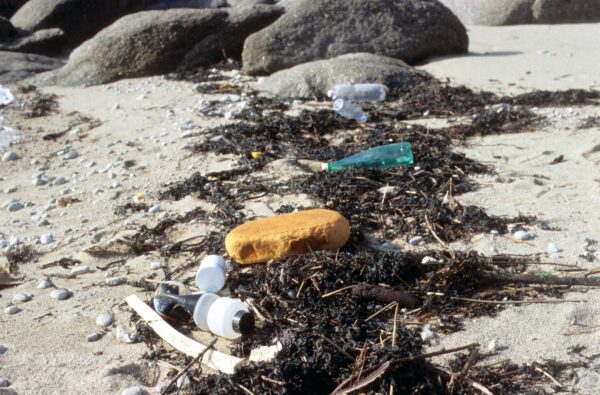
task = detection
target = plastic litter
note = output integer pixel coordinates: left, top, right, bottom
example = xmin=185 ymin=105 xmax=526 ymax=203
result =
xmin=153 ymin=284 xmax=254 ymax=340
xmin=328 ymin=83 xmax=386 ymax=102
xmin=321 ymin=142 xmax=414 ymax=172
xmin=333 ymin=99 xmax=367 ymax=122
xmin=0 ymin=86 xmax=14 ymax=106
xmin=195 ymin=255 xmax=228 ymax=293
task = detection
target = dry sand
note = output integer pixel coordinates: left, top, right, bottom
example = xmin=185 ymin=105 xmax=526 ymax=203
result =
xmin=0 ymin=23 xmax=599 ymax=394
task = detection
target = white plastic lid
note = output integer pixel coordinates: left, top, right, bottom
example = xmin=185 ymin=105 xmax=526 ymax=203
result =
xmin=196 ymin=255 xmax=227 ymax=292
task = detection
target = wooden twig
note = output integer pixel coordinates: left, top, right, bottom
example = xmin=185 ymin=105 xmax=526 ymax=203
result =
xmin=125 ymin=295 xmax=242 ymax=374
xmin=533 ymin=364 xmax=563 ymax=388
xmin=352 ymin=283 xmax=419 ymax=308
xmin=322 ymin=285 xmax=356 ymax=298
xmin=451 ymin=296 xmax=584 ymax=305
xmin=433 ymin=366 xmax=493 ymax=395
xmin=425 ymin=215 xmax=456 ymax=259
xmin=322 ymin=335 xmax=354 ymax=361
xmin=161 ymin=338 xmax=218 ymax=394
xmin=477 ymin=270 xmax=600 ymax=287
xmin=260 ymin=375 xmax=286 ymax=386
xmin=392 ymin=303 xmax=399 ymax=349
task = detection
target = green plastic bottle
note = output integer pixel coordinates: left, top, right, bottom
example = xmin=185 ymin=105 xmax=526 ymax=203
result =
xmin=322 ymin=143 xmax=414 ymax=172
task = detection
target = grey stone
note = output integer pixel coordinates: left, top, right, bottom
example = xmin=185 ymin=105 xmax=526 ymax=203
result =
xmin=4 ymin=305 xmax=20 ymax=315
xmin=6 ymin=201 xmax=23 ymax=211
xmin=10 ymin=0 xmax=148 ymax=48
xmin=106 ymin=277 xmax=126 ymax=286
xmin=0 ymin=28 xmax=65 ymax=55
xmin=86 ymin=332 xmax=101 ymax=342
xmin=46 ymin=6 xmax=282 ymax=86
xmin=36 ymin=278 xmax=52 ymax=288
xmin=11 ymin=292 xmax=31 ymax=303
xmin=50 ymin=288 xmax=70 ymax=300
xmin=242 ymin=0 xmax=468 ymax=75
xmin=40 ymin=234 xmax=54 ymax=244
xmin=2 ymin=151 xmax=18 ymax=161
xmin=96 ymin=313 xmax=113 ymax=327
xmin=0 ymin=50 xmax=64 ymax=84
xmin=0 ymin=377 xmax=10 ymax=387
xmin=256 ymin=53 xmax=432 ymax=100
xmin=409 ymin=236 xmax=424 ymax=245
xmin=439 ymin=0 xmax=600 ymax=25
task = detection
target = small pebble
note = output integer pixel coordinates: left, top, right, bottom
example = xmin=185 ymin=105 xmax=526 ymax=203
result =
xmin=121 ymin=385 xmax=148 ymax=395
xmin=0 ymin=378 xmax=10 ymax=388
xmin=4 ymin=305 xmax=20 ymax=315
xmin=6 ymin=201 xmax=23 ymax=212
xmin=50 ymin=288 xmax=71 ymax=300
xmin=106 ymin=277 xmax=126 ymax=286
xmin=487 ymin=339 xmax=497 ymax=352
xmin=70 ymin=265 xmax=91 ymax=276
xmin=96 ymin=313 xmax=113 ymax=327
xmin=409 ymin=236 xmax=424 ymax=246
xmin=155 ymin=382 xmax=170 ymax=394
xmin=548 ymin=243 xmax=560 ymax=254
xmin=63 ymin=151 xmax=78 ymax=160
xmin=4 ymin=186 xmax=16 ymax=193
xmin=37 ymin=279 xmax=52 ymax=289
xmin=12 ymin=292 xmax=32 ymax=303
xmin=150 ymin=261 xmax=161 ymax=270
xmin=40 ymin=234 xmax=54 ymax=244
xmin=52 ymin=177 xmax=68 ymax=186
xmin=1 ymin=151 xmax=19 ymax=161
xmin=513 ymin=230 xmax=533 ymax=241
xmin=87 ymin=332 xmax=102 ymax=342
xmin=148 ymin=204 xmax=160 ymax=213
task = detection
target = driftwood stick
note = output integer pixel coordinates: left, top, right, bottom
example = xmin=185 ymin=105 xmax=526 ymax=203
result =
xmin=352 ymin=284 xmax=419 ymax=308
xmin=161 ymin=338 xmax=218 ymax=394
xmin=477 ymin=270 xmax=600 ymax=287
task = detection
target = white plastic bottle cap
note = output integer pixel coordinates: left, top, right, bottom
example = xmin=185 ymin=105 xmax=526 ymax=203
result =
xmin=192 ymin=292 xmax=219 ymax=332
xmin=195 ymin=255 xmax=228 ymax=293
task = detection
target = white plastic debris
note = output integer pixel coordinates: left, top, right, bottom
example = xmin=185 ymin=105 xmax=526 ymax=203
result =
xmin=487 ymin=339 xmax=497 ymax=352
xmin=547 ymin=243 xmax=560 ymax=254
xmin=249 ymin=342 xmax=283 ymax=363
xmin=420 ymin=324 xmax=437 ymax=342
xmin=150 ymin=261 xmax=161 ymax=270
xmin=116 ymin=325 xmax=137 ymax=343
xmin=513 ymin=230 xmax=534 ymax=241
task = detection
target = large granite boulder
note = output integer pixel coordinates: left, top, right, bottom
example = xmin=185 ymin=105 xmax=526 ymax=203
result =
xmin=0 ymin=51 xmax=64 ymax=84
xmin=10 ymin=0 xmax=148 ymax=47
xmin=44 ymin=5 xmax=282 ymax=86
xmin=255 ymin=53 xmax=432 ymax=100
xmin=0 ymin=0 xmax=26 ymax=18
xmin=242 ymin=0 xmax=468 ymax=76
xmin=0 ymin=28 xmax=66 ymax=56
xmin=439 ymin=0 xmax=600 ymax=25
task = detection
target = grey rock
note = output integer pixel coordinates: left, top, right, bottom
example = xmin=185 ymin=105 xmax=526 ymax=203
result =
xmin=0 ymin=50 xmax=64 ymax=84
xmin=0 ymin=377 xmax=10 ymax=387
xmin=409 ymin=236 xmax=424 ymax=245
xmin=52 ymin=176 xmax=67 ymax=186
xmin=0 ymin=28 xmax=65 ymax=55
xmin=63 ymin=150 xmax=78 ymax=160
xmin=10 ymin=0 xmax=148 ymax=49
xmin=50 ymin=288 xmax=70 ymax=300
xmin=148 ymin=204 xmax=160 ymax=213
xmin=96 ymin=313 xmax=113 ymax=327
xmin=0 ymin=0 xmax=27 ymax=18
xmin=106 ymin=277 xmax=126 ymax=286
xmin=439 ymin=0 xmax=600 ymax=25
xmin=121 ymin=385 xmax=148 ymax=395
xmin=11 ymin=292 xmax=31 ymax=303
xmin=36 ymin=278 xmax=52 ymax=288
xmin=242 ymin=0 xmax=468 ymax=75
xmin=0 ymin=15 xmax=15 ymax=42
xmin=6 ymin=201 xmax=23 ymax=211
xmin=47 ymin=6 xmax=282 ymax=86
xmin=40 ymin=233 xmax=54 ymax=244
xmin=4 ymin=305 xmax=20 ymax=315
xmin=1 ymin=151 xmax=18 ymax=161
xmin=86 ymin=332 xmax=101 ymax=342
xmin=256 ymin=53 xmax=432 ymax=100
xmin=115 ymin=325 xmax=137 ymax=343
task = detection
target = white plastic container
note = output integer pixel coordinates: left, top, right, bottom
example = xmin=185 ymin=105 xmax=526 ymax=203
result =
xmin=192 ymin=292 xmax=220 ymax=332
xmin=333 ymin=99 xmax=367 ymax=122
xmin=195 ymin=255 xmax=228 ymax=293
xmin=207 ymin=297 xmax=254 ymax=339
xmin=329 ymin=84 xmax=386 ymax=102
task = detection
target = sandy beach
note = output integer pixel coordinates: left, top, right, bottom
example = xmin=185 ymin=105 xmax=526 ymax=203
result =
xmin=1 ymin=3 xmax=600 ymax=394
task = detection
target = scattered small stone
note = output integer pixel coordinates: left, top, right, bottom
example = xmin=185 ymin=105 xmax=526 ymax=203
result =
xmin=0 ymin=378 xmax=10 ymax=388
xmin=40 ymin=234 xmax=54 ymax=244
xmin=38 ymin=219 xmax=50 ymax=226
xmin=71 ymin=265 xmax=91 ymax=276
xmin=87 ymin=332 xmax=102 ymax=342
xmin=106 ymin=277 xmax=126 ymax=286
xmin=487 ymin=339 xmax=497 ymax=352
xmin=37 ymin=279 xmax=52 ymax=289
xmin=4 ymin=305 xmax=20 ymax=315
xmin=121 ymin=385 xmax=148 ymax=395
xmin=6 ymin=201 xmax=23 ymax=212
xmin=1 ymin=151 xmax=19 ymax=161
xmin=12 ymin=292 xmax=32 ymax=303
xmin=116 ymin=325 xmax=137 ymax=343
xmin=148 ymin=204 xmax=160 ymax=214
xmin=50 ymin=289 xmax=71 ymax=300
xmin=32 ymin=177 xmax=47 ymax=186
xmin=52 ymin=177 xmax=68 ymax=186
xmin=513 ymin=230 xmax=534 ymax=241
xmin=4 ymin=186 xmax=17 ymax=193
xmin=150 ymin=261 xmax=161 ymax=270
xmin=96 ymin=313 xmax=113 ymax=327
xmin=63 ymin=151 xmax=79 ymax=160
xmin=409 ymin=236 xmax=424 ymax=246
